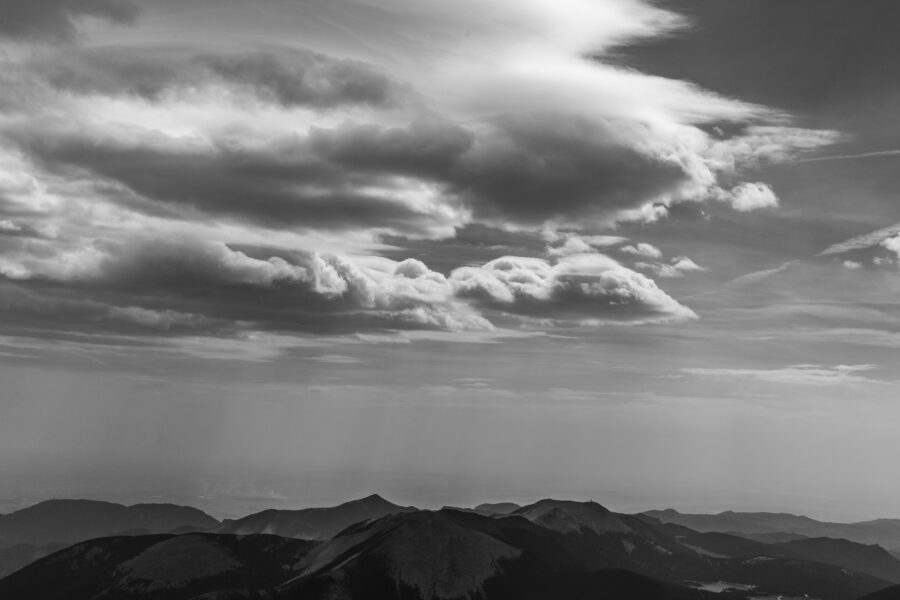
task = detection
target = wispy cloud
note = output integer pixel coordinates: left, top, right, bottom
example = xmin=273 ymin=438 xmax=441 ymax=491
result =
xmin=682 ymin=364 xmax=884 ymax=386
xmin=795 ymin=149 xmax=900 ymax=163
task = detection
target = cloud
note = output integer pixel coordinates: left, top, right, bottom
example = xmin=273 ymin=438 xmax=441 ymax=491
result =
xmin=819 ymin=223 xmax=900 ymax=256
xmin=0 ymin=237 xmax=496 ymax=337
xmin=0 ymin=0 xmax=139 ymax=42
xmin=306 ymin=354 xmax=364 ymax=365
xmin=0 ymin=0 xmax=843 ymax=348
xmin=7 ymin=116 xmax=466 ymax=239
xmin=671 ymin=256 xmax=705 ymax=273
xmin=621 ymin=243 xmax=663 ymax=258
xmin=545 ymin=233 xmax=628 ymax=258
xmin=449 ymin=253 xmax=696 ymax=323
xmin=682 ymin=364 xmax=883 ymax=386
xmin=635 ymin=256 xmax=706 ymax=278
xmin=724 ymin=182 xmax=779 ymax=212
xmin=881 ymin=234 xmax=900 ymax=261
xmin=842 ymin=260 xmax=863 ymax=270
xmin=0 ymin=0 xmax=840 ymax=240
xmin=29 ymin=47 xmax=405 ymax=109
xmin=728 ymin=262 xmax=795 ymax=287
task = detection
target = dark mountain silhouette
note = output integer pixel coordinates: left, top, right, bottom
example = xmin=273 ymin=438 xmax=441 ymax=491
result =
xmin=0 ymin=499 xmax=219 ymax=548
xmin=0 ymin=542 xmax=67 ymax=578
xmin=279 ymin=508 xmax=719 ymax=600
xmin=861 ymin=582 xmax=900 ymax=600
xmin=0 ymin=533 xmax=316 ymax=600
xmin=741 ymin=531 xmax=809 ymax=544
xmin=675 ymin=531 xmax=900 ymax=584
xmin=775 ymin=537 xmax=900 ymax=584
xmin=216 ymin=494 xmax=415 ymax=540
xmin=643 ymin=509 xmax=900 ymax=549
xmin=0 ymin=498 xmax=896 ymax=600
xmin=474 ymin=502 xmax=521 ymax=515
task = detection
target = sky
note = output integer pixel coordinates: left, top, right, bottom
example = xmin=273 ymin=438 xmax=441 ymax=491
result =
xmin=0 ymin=0 xmax=899 ymax=521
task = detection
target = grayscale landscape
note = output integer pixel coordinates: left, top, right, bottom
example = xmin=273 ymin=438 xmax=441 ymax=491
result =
xmin=1 ymin=0 xmax=899 ymax=598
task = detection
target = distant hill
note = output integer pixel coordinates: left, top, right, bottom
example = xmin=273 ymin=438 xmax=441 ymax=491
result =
xmin=775 ymin=537 xmax=900 ymax=584
xmin=0 ymin=533 xmax=315 ymax=600
xmin=643 ymin=509 xmax=900 ymax=549
xmin=216 ymin=494 xmax=416 ymax=540
xmin=0 ymin=542 xmax=67 ymax=578
xmin=474 ymin=502 xmax=522 ymax=515
xmin=0 ymin=499 xmax=220 ymax=549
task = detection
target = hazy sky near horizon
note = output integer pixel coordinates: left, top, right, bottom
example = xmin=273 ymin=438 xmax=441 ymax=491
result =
xmin=1 ymin=0 xmax=900 ymax=521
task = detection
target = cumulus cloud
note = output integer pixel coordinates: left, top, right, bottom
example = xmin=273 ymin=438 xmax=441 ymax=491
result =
xmin=724 ymin=182 xmax=780 ymax=212
xmin=881 ymin=234 xmax=900 ymax=262
xmin=0 ymin=0 xmax=139 ymax=42
xmin=449 ymin=253 xmax=696 ymax=323
xmin=545 ymin=233 xmax=628 ymax=258
xmin=635 ymin=256 xmax=706 ymax=278
xmin=842 ymin=260 xmax=863 ymax=270
xmin=621 ymin=243 xmax=663 ymax=259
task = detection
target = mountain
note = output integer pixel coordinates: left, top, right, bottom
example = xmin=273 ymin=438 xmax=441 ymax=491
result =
xmin=514 ymin=499 xmax=634 ymax=535
xmin=474 ymin=502 xmax=521 ymax=515
xmin=216 ymin=494 xmax=416 ymax=540
xmin=0 ymin=542 xmax=67 ymax=578
xmin=281 ymin=504 xmax=891 ymax=600
xmin=0 ymin=498 xmax=896 ymax=600
xmin=0 ymin=499 xmax=220 ymax=548
xmin=0 ymin=533 xmax=316 ymax=600
xmin=775 ymin=537 xmax=900 ymax=584
xmin=643 ymin=509 xmax=900 ymax=548
xmin=278 ymin=508 xmax=718 ymax=600
xmin=861 ymin=583 xmax=900 ymax=600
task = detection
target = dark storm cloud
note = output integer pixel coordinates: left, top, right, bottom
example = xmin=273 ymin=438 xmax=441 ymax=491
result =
xmin=0 ymin=237 xmax=495 ymax=337
xmin=30 ymin=47 xmax=404 ymax=109
xmin=309 ymin=120 xmax=474 ymax=178
xmin=0 ymin=0 xmax=139 ymax=42
xmin=6 ymin=111 xmax=693 ymax=235
xmin=454 ymin=114 xmax=687 ymax=226
xmin=8 ymin=121 xmax=461 ymax=237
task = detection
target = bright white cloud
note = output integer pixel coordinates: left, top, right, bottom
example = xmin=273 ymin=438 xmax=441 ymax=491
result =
xmin=450 ymin=253 xmax=696 ymax=323
xmin=621 ymin=243 xmax=663 ymax=259
xmin=881 ymin=234 xmax=900 ymax=261
xmin=725 ymin=182 xmax=779 ymax=212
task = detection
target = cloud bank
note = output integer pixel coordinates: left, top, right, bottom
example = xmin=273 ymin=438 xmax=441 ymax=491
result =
xmin=0 ymin=0 xmax=840 ymax=348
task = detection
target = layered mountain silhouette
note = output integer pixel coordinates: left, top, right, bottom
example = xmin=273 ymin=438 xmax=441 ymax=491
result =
xmin=0 ymin=499 xmax=219 ymax=548
xmin=474 ymin=502 xmax=521 ymax=515
xmin=215 ymin=493 xmax=415 ymax=540
xmin=1 ymin=496 xmax=898 ymax=599
xmin=0 ymin=499 xmax=220 ymax=577
xmin=644 ymin=509 xmax=900 ymax=551
xmin=0 ymin=496 xmax=900 ymax=600
xmin=0 ymin=533 xmax=315 ymax=600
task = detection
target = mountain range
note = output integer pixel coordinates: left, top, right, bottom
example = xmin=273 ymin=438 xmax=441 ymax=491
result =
xmin=2 ymin=496 xmax=900 ymax=599
xmin=643 ymin=509 xmax=900 ymax=552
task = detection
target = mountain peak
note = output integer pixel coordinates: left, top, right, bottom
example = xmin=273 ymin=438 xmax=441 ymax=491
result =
xmin=514 ymin=499 xmax=632 ymax=535
xmin=345 ymin=493 xmax=394 ymax=507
